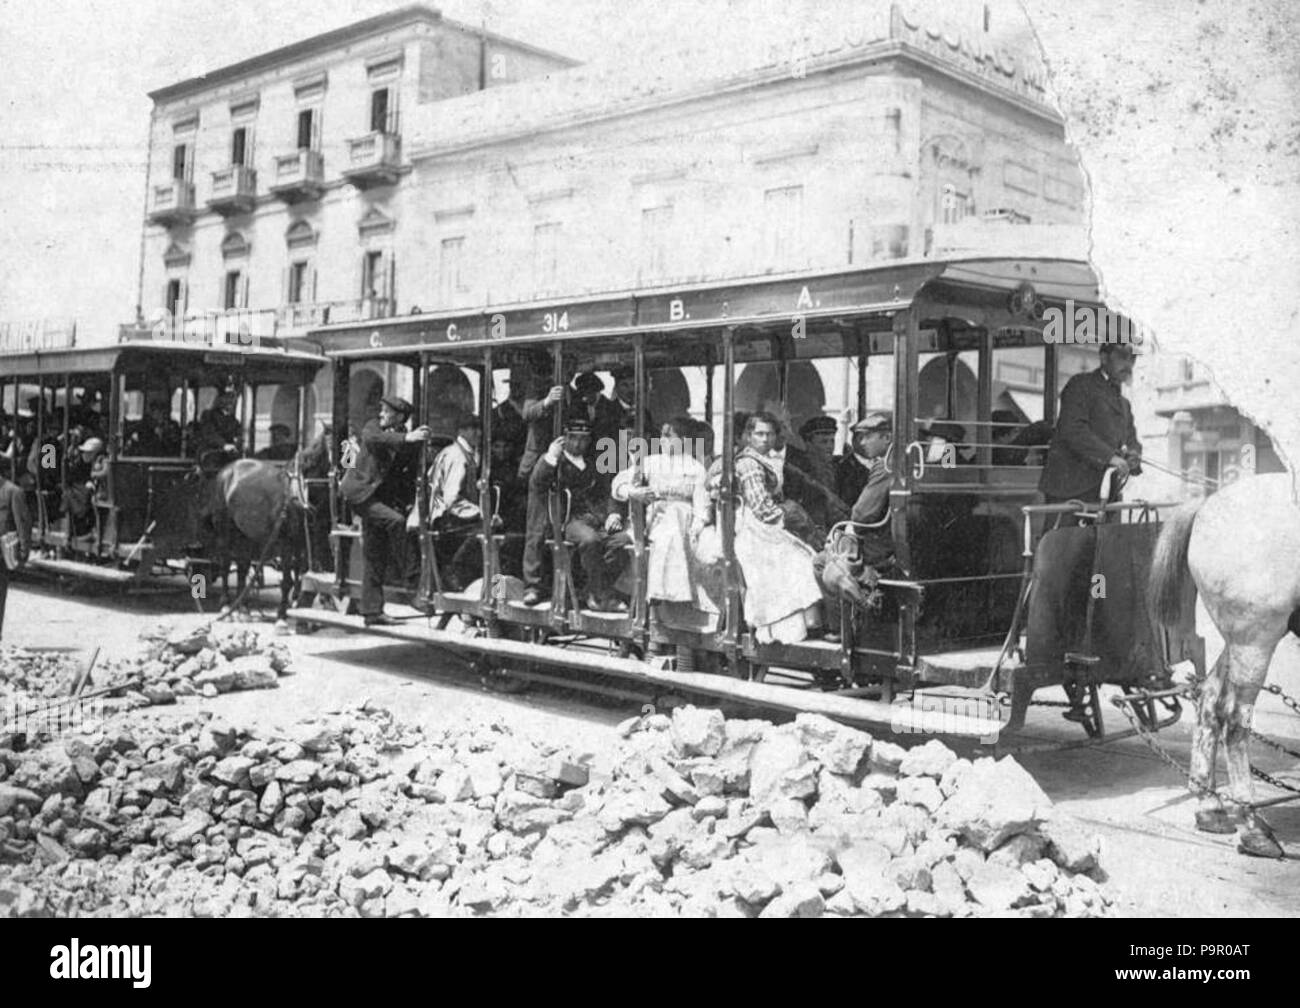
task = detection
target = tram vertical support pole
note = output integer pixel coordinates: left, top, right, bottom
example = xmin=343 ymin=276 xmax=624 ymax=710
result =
xmin=719 ymin=327 xmax=743 ymax=678
xmin=891 ymin=306 xmax=920 ymax=693
xmin=414 ymin=352 xmax=436 ymax=608
xmin=331 ymin=359 xmax=350 ymax=589
xmin=547 ymin=342 xmax=570 ymax=629
xmin=1043 ymin=342 xmax=1059 ymax=428
xmin=479 ymin=346 xmax=499 ymax=626
xmin=976 ymin=332 xmax=992 ymax=474
xmin=630 ymin=334 xmax=649 ymax=654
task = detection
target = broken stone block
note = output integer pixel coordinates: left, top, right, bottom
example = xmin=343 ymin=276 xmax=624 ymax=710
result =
xmin=898 ymin=739 xmax=958 ymax=779
xmin=965 ymin=858 xmax=1034 ymax=912
xmin=1038 ymin=815 xmax=1101 ymax=874
xmin=669 ymin=706 xmax=726 ymax=758
xmin=794 ymin=713 xmax=871 ymax=774
xmin=759 ymin=884 xmax=825 ymax=918
xmin=869 ymin=740 xmax=906 ymax=773
xmin=939 ymin=758 xmax=973 ymax=798
xmin=210 ymin=756 xmax=255 ymax=788
xmin=989 ymin=832 xmax=1047 ymax=868
xmin=894 ymin=775 xmax=944 ymax=814
xmin=936 ymin=757 xmax=1052 ymax=852
xmin=768 ymin=798 xmax=809 ymax=835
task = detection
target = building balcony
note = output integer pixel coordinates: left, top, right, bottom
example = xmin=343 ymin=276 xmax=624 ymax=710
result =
xmin=208 ymin=165 xmax=258 ymax=216
xmin=269 ymin=150 xmax=325 ymax=204
xmin=148 ymin=181 xmax=198 ymax=227
xmin=276 ymin=297 xmax=395 ymax=332
xmin=342 ymin=132 xmax=402 ymax=189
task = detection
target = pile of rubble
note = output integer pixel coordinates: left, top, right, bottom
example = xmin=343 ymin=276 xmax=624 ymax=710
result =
xmin=0 ymin=623 xmax=292 ymax=716
xmin=0 ymin=696 xmax=1113 ymax=918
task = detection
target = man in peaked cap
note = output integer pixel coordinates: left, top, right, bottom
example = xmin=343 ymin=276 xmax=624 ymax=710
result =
xmin=522 ymin=415 xmax=629 ymax=610
xmin=339 ymin=395 xmax=431 ymax=625
xmin=836 ymin=412 xmax=893 ymax=519
xmin=1040 ymin=343 xmax=1143 ymax=507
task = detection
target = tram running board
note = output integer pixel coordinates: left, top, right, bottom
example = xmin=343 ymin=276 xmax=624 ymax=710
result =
xmin=287 ymin=607 xmax=1005 ymax=739
xmin=25 ymin=557 xmax=140 ymax=584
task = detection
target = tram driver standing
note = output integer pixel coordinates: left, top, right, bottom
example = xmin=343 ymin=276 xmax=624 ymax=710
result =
xmin=339 ymin=396 xmax=431 ymax=626
xmin=1039 ymin=342 xmax=1142 ymax=509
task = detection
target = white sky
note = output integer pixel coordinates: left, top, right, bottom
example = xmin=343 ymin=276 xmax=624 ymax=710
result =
xmin=0 ymin=0 xmax=1031 ymax=339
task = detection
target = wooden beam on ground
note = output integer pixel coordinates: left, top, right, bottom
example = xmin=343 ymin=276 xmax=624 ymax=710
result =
xmin=287 ymin=607 xmax=1005 ymax=739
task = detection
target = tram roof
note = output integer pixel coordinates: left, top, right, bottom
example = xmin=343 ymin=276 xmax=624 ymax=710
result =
xmin=303 ymin=256 xmax=1104 ymax=360
xmin=0 ymin=339 xmax=327 ymax=378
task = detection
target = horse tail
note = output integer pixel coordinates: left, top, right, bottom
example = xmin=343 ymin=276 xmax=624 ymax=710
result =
xmin=1149 ymin=498 xmax=1205 ymax=628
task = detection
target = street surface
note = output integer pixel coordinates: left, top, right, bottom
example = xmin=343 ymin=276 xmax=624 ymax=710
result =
xmin=5 ymin=574 xmax=1300 ymax=917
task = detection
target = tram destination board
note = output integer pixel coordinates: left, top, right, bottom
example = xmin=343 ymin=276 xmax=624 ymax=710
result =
xmin=636 ymin=264 xmax=937 ymax=329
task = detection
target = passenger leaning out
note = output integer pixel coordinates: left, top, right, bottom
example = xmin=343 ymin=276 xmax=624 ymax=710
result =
xmin=731 ymin=412 xmax=825 ymax=644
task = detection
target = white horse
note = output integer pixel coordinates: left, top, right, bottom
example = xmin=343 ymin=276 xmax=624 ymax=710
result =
xmin=1149 ymin=473 xmax=1300 ymax=857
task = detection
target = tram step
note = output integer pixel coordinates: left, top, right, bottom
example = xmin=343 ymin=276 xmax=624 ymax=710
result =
xmin=287 ymin=607 xmax=1005 ymax=739
xmin=914 ymin=647 xmax=1019 ymax=689
xmin=26 ymin=557 xmax=139 ymax=583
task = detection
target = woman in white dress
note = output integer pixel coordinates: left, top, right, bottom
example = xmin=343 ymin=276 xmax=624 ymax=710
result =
xmin=728 ymin=411 xmax=824 ymax=644
xmin=612 ymin=416 xmax=719 ymax=627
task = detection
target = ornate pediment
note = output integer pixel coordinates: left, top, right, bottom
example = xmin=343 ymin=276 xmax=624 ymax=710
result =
xmin=221 ymin=230 xmax=251 ymax=259
xmin=357 ymin=207 xmax=395 ymax=238
xmin=162 ymin=241 xmax=191 ymax=268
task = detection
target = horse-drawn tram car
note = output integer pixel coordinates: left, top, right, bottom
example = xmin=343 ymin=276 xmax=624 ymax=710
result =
xmin=0 ymin=333 xmax=325 ymax=584
xmin=289 ymin=255 xmax=1202 ymax=742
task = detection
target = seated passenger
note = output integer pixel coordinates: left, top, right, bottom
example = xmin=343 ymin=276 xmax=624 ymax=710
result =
xmin=842 ymin=412 xmax=895 ymax=567
xmin=125 ymin=400 xmax=183 ymax=457
xmin=788 ymin=415 xmax=839 ymax=489
xmin=732 ymin=412 xmax=825 ymax=644
xmin=424 ymin=414 xmax=493 ymax=591
xmin=523 ymin=417 xmax=629 ymax=611
xmin=611 ymin=415 xmax=714 ymax=611
xmin=64 ymin=436 xmax=108 ymax=537
xmin=196 ymin=392 xmax=243 ymax=457
xmin=254 ymin=424 xmax=298 ymax=461
xmin=837 ymin=411 xmax=892 ymax=507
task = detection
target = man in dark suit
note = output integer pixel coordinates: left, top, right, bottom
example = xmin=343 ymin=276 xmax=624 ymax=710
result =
xmin=338 ymin=396 xmax=430 ymax=625
xmin=1040 ymin=344 xmax=1142 ymax=505
xmin=0 ymin=460 xmax=32 ymax=642
xmin=522 ymin=417 xmax=628 ymax=610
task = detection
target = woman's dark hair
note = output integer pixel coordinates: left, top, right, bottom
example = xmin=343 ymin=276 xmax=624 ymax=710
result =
xmin=744 ymin=411 xmax=780 ymax=438
xmin=663 ymin=413 xmax=695 ymax=440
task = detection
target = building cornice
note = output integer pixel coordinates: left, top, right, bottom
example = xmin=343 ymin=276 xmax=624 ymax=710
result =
xmin=148 ymin=4 xmax=576 ymax=106
xmin=409 ymin=41 xmax=1062 ymax=164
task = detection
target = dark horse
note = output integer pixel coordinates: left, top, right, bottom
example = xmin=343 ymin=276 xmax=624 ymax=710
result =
xmin=205 ymin=440 xmax=320 ymax=628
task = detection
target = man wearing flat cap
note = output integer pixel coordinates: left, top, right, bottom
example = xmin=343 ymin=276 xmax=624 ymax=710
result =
xmin=1040 ymin=343 xmax=1142 ymax=507
xmin=522 ymin=415 xmax=629 ymax=610
xmin=836 ymin=413 xmax=893 ymax=518
xmin=340 ymin=396 xmax=431 ymax=625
